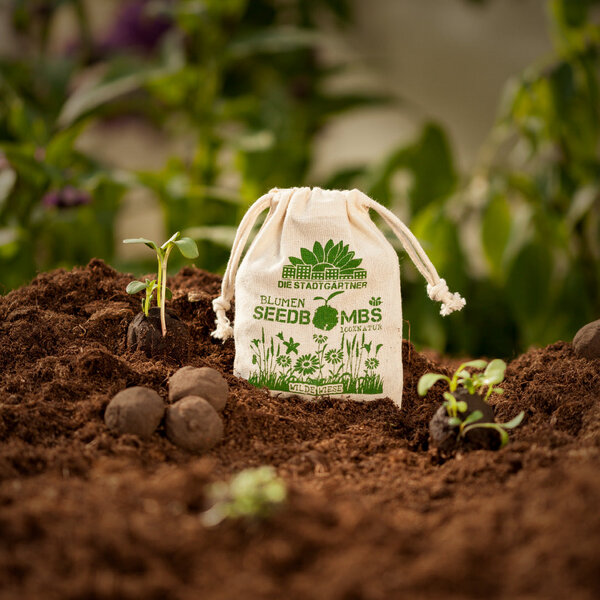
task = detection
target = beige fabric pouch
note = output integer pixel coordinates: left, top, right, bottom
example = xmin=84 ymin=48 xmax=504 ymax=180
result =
xmin=212 ymin=187 xmax=465 ymax=407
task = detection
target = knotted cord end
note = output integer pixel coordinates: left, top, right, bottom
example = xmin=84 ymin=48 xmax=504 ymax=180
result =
xmin=211 ymin=296 xmax=233 ymax=341
xmin=427 ymin=279 xmax=466 ymax=316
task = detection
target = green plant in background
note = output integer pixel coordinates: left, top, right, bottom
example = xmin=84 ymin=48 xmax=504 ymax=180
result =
xmin=201 ymin=466 xmax=287 ymax=526
xmin=1 ymin=0 xmax=599 ymax=359
xmin=123 ymin=232 xmax=198 ymax=334
xmin=0 ymin=0 xmax=379 ymax=286
xmin=418 ymin=359 xmax=524 ymax=448
xmin=337 ymin=0 xmax=600 ymax=356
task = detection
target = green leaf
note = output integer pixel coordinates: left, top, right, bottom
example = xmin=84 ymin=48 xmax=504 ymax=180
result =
xmin=324 ymin=239 xmax=334 ymax=256
xmin=456 ymin=400 xmax=468 ymax=413
xmin=482 ymin=359 xmax=507 ymax=385
xmin=464 ymin=423 xmax=510 ymax=448
xmin=126 ymin=280 xmax=147 ymax=294
xmin=459 ymin=360 xmax=488 ymax=370
xmin=300 ymin=247 xmax=317 ymax=265
xmin=58 ymin=69 xmax=168 ymax=127
xmin=500 ymin=411 xmax=525 ymax=429
xmin=462 ymin=410 xmax=483 ymax=427
xmin=165 ymin=287 xmax=173 ymax=300
xmin=174 ymin=237 xmax=199 ymax=259
xmin=289 ymin=257 xmax=303 ymax=266
xmin=327 ymin=241 xmax=343 ymax=263
xmin=342 ymin=258 xmax=363 ymax=270
xmin=0 ymin=168 xmax=16 ymax=209
xmin=443 ymin=392 xmax=456 ymax=403
xmin=336 ymin=250 xmax=355 ymax=269
xmin=313 ymin=241 xmax=324 ymax=262
xmin=448 ymin=417 xmax=461 ymax=427
xmin=482 ymin=194 xmax=512 ymax=280
xmin=162 ymin=231 xmax=181 ymax=248
xmin=417 ymin=373 xmax=450 ymax=396
xmin=123 ymin=237 xmax=159 ymax=252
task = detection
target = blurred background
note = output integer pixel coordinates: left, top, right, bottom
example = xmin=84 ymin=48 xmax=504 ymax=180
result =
xmin=0 ymin=0 xmax=598 ymax=357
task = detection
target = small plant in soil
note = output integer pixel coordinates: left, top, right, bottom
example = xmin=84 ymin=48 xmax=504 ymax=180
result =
xmin=125 ymin=279 xmax=160 ymax=317
xmin=123 ymin=232 xmax=198 ymax=360
xmin=201 ymin=466 xmax=287 ymax=526
xmin=124 ymin=232 xmax=199 ymax=335
xmin=418 ymin=359 xmax=524 ymax=453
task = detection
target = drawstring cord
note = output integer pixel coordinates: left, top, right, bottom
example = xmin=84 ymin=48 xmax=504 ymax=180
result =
xmin=359 ymin=192 xmax=466 ymax=316
xmin=211 ymin=189 xmax=277 ymax=341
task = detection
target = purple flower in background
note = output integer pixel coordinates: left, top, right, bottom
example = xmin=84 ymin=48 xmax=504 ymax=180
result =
xmin=42 ymin=187 xmax=91 ymax=209
xmin=100 ymin=0 xmax=172 ymax=54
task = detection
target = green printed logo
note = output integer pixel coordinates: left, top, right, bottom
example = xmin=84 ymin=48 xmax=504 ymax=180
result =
xmin=312 ymin=291 xmax=344 ymax=330
xmin=282 ymin=240 xmax=366 ymax=281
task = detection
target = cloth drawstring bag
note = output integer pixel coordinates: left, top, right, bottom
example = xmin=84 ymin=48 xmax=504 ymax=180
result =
xmin=212 ymin=187 xmax=465 ymax=408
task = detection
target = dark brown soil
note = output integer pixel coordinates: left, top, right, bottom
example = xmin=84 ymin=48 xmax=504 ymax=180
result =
xmin=0 ymin=259 xmax=599 ymax=600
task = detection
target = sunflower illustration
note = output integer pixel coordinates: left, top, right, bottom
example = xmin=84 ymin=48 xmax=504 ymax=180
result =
xmin=294 ymin=354 xmax=319 ymax=375
xmin=276 ymin=355 xmax=291 ymax=368
xmin=287 ymin=240 xmax=363 ymax=276
xmin=325 ymin=349 xmax=343 ymax=364
xmin=365 ymin=358 xmax=380 ymax=370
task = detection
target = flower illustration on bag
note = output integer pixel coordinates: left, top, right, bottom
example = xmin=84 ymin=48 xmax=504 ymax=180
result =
xmin=276 ymin=355 xmax=292 ymax=368
xmin=276 ymin=332 xmax=300 ymax=355
xmin=369 ymin=296 xmax=382 ymax=306
xmin=248 ymin=329 xmax=384 ymax=396
xmin=325 ymin=349 xmax=343 ymax=364
xmin=365 ymin=357 xmax=380 ymax=370
xmin=312 ymin=290 xmax=344 ymax=331
xmin=294 ymin=354 xmax=319 ymax=375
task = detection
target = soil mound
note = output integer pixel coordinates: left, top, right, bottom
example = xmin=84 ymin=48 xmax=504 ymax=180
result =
xmin=0 ymin=260 xmax=598 ymax=599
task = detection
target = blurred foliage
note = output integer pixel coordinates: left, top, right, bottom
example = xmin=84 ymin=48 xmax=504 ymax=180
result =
xmin=335 ymin=0 xmax=600 ymax=357
xmin=0 ymin=0 xmax=599 ymax=356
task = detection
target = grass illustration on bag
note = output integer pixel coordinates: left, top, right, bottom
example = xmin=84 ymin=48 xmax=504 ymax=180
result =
xmin=211 ymin=188 xmax=465 ymax=407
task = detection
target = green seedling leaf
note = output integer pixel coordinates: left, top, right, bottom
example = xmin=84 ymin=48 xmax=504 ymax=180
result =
xmin=123 ymin=237 xmax=159 ymax=252
xmin=500 ymin=411 xmax=525 ymax=429
xmin=448 ymin=417 xmax=461 ymax=427
xmin=443 ymin=392 xmax=456 ymax=403
xmin=165 ymin=287 xmax=173 ymax=300
xmin=418 ymin=373 xmax=451 ymax=396
xmin=460 ymin=359 xmax=488 ymax=370
xmin=463 ymin=422 xmax=510 ymax=448
xmin=126 ymin=280 xmax=147 ymax=294
xmin=462 ymin=410 xmax=483 ymax=427
xmin=493 ymin=387 xmax=504 ymax=395
xmin=174 ymin=236 xmax=199 ymax=259
xmin=161 ymin=231 xmax=181 ymax=249
xmin=456 ymin=400 xmax=468 ymax=413
xmin=482 ymin=359 xmax=507 ymax=385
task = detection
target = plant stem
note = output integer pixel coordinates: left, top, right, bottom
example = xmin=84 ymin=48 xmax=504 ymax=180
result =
xmin=156 ymin=254 xmax=163 ymax=308
xmin=160 ymin=245 xmax=173 ymax=337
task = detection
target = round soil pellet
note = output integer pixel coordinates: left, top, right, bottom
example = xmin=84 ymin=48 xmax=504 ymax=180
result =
xmin=166 ymin=396 xmax=224 ymax=453
xmin=573 ymin=319 xmax=600 ymax=360
xmin=104 ymin=387 xmax=165 ymax=439
xmin=168 ymin=366 xmax=229 ymax=412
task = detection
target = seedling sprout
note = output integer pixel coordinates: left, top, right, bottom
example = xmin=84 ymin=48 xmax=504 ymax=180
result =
xmin=418 ymin=359 xmax=524 ymax=448
xmin=201 ymin=466 xmax=287 ymax=527
xmin=123 ymin=232 xmax=199 ymax=336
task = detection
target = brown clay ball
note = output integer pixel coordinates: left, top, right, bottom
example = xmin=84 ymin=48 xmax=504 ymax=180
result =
xmin=165 ymin=396 xmax=224 ymax=453
xmin=573 ymin=319 xmax=600 ymax=360
xmin=104 ymin=387 xmax=165 ymax=439
xmin=168 ymin=366 xmax=229 ymax=412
